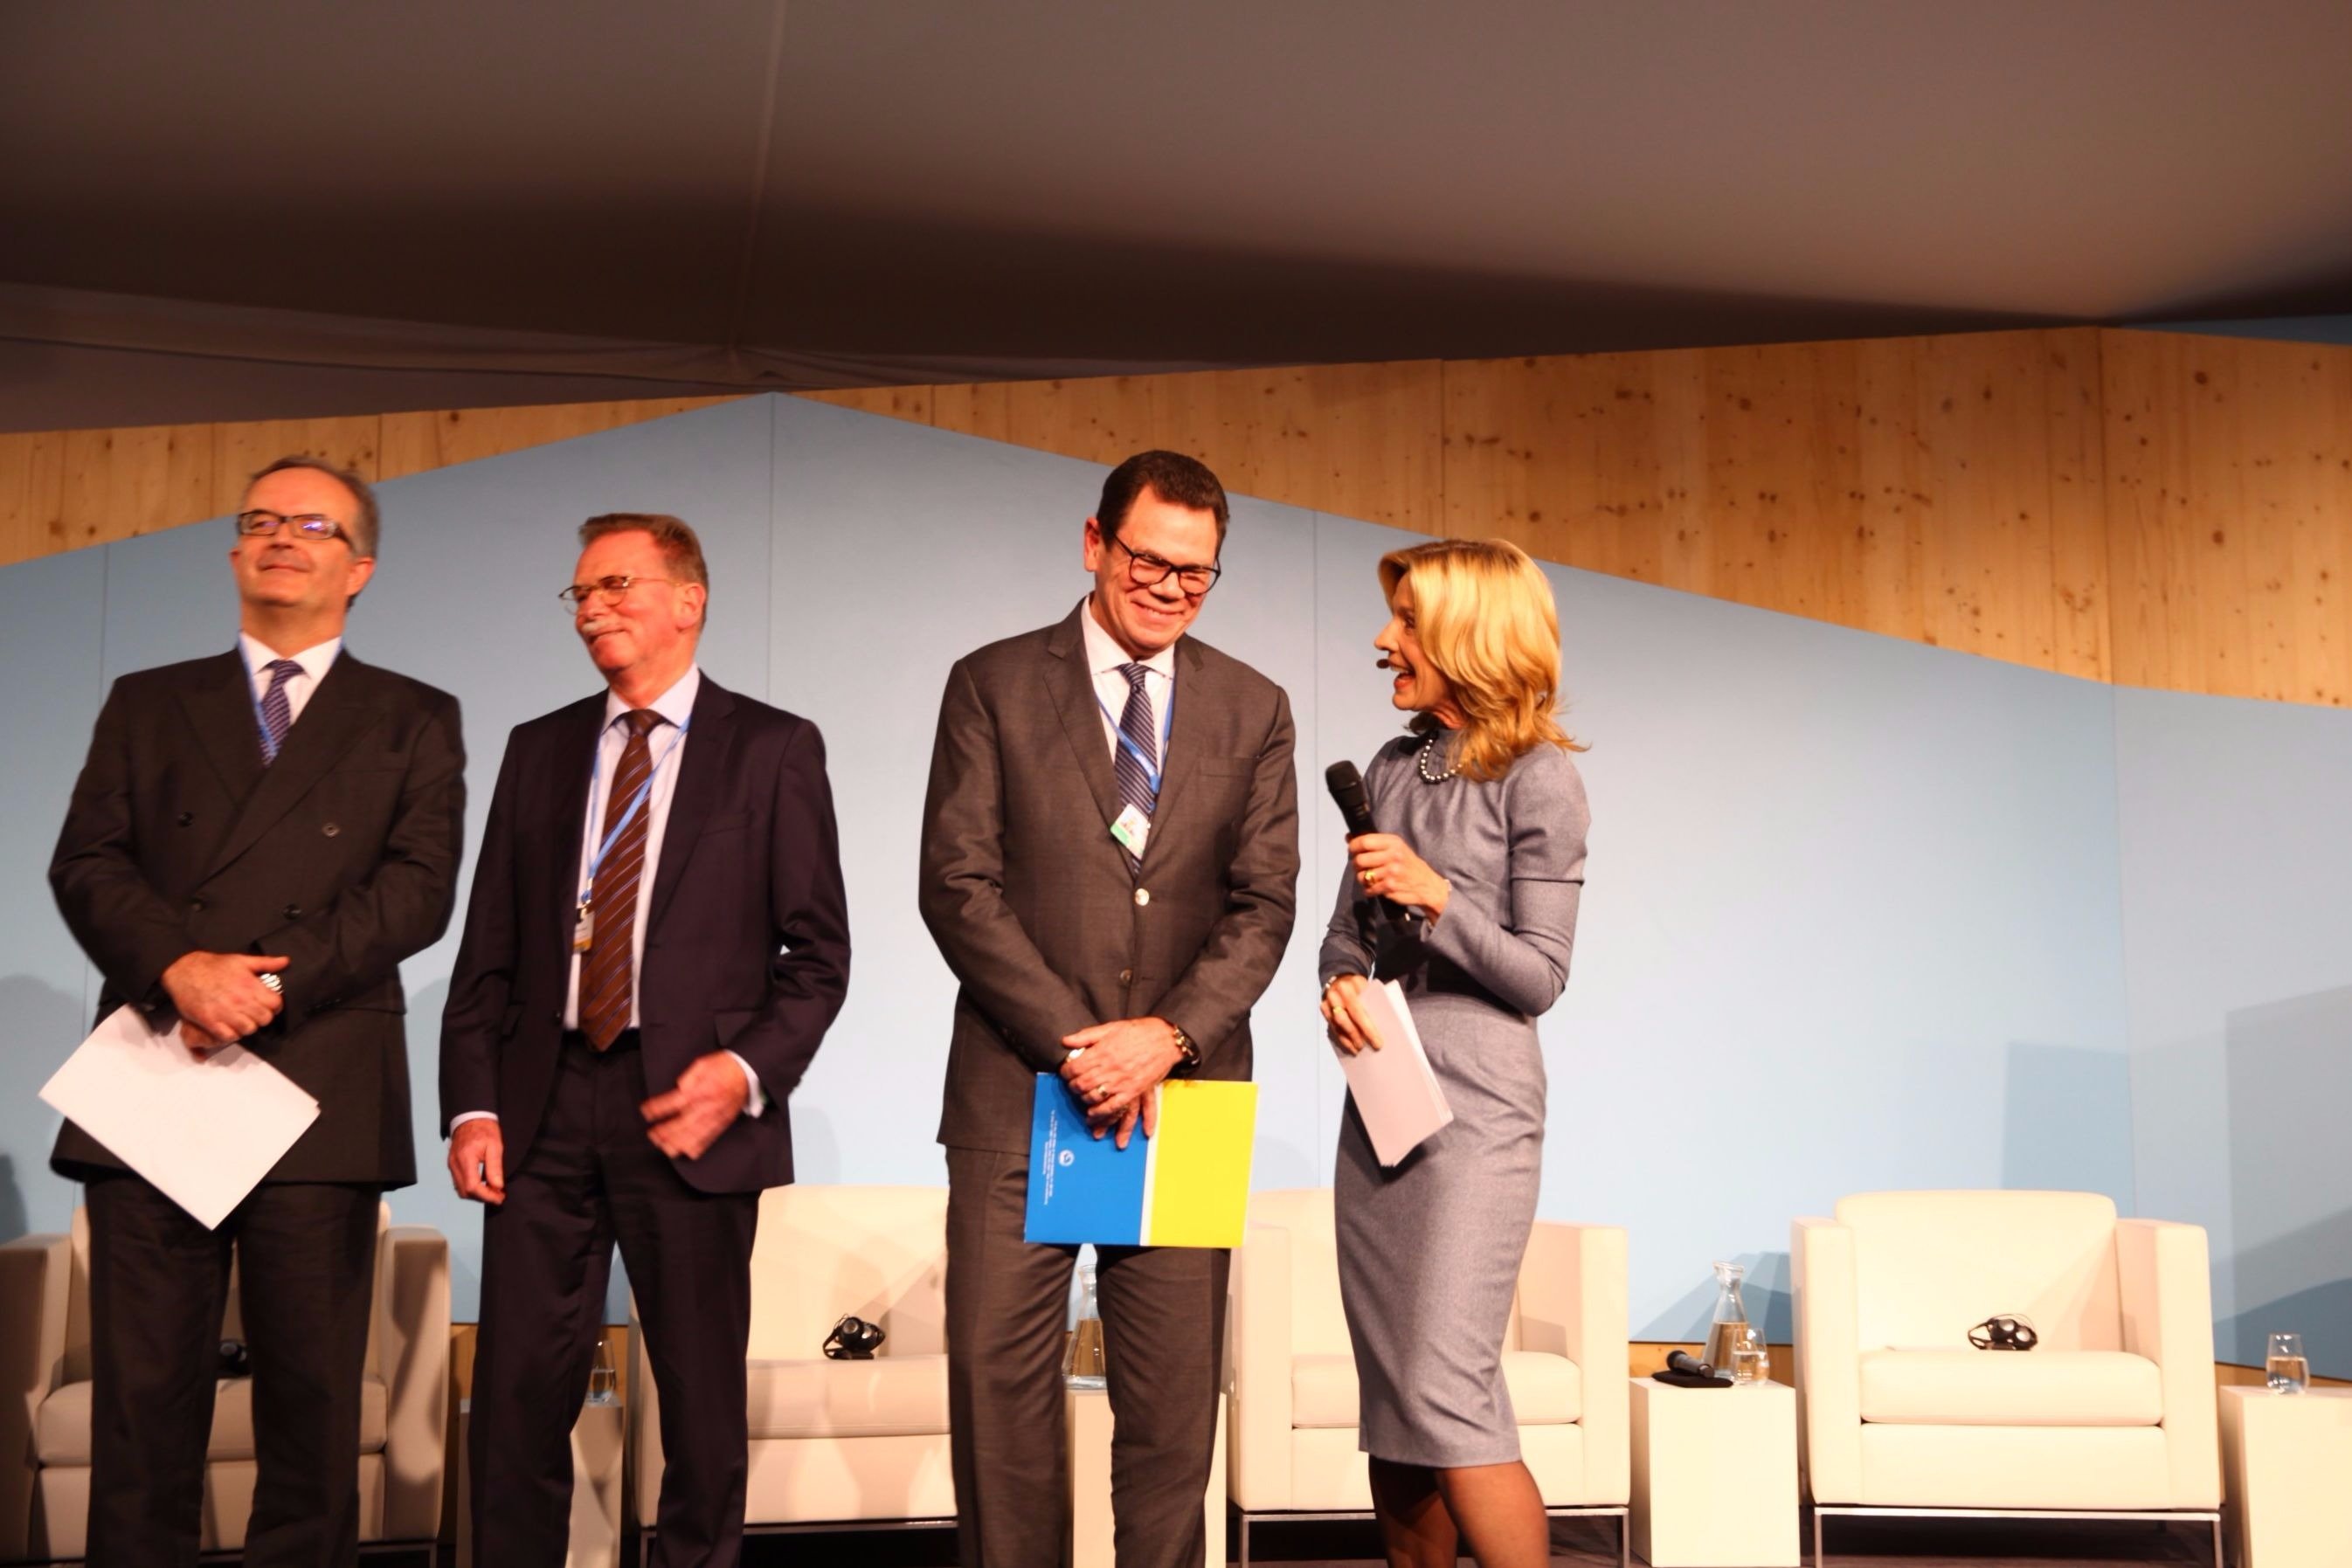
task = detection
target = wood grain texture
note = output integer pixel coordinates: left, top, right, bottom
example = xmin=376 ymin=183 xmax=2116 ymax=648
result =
xmin=3 ymin=329 xmax=2349 ymax=708
xmin=2102 ymin=329 xmax=2352 ymax=706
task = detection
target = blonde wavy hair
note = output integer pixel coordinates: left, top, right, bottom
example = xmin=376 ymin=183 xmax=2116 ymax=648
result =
xmin=1379 ymin=538 xmax=1584 ymax=780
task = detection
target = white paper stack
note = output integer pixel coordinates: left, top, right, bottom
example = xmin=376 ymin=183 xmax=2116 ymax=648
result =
xmin=1338 ymin=979 xmax=1453 ymax=1165
xmin=39 ymin=1005 xmax=322 ymax=1229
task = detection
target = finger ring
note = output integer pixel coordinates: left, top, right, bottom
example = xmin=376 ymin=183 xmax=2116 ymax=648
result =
xmin=1359 ymin=869 xmax=1373 ymax=887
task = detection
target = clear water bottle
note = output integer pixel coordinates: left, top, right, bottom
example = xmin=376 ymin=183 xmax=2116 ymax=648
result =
xmin=1703 ymin=1261 xmax=1750 ymax=1373
xmin=1065 ymin=1259 xmax=1108 ymax=1389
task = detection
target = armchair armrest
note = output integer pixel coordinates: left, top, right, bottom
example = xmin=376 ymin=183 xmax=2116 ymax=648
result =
xmin=628 ymin=1293 xmax=661 ymax=1530
xmin=2116 ymin=1218 xmax=2220 ymax=1507
xmin=375 ymin=1224 xmax=450 ymax=1544
xmin=1792 ymin=1217 xmax=1860 ymax=1505
xmin=1228 ymin=1220 xmax=1293 ymax=1512
xmin=0 ymin=1234 xmax=69 ymax=1558
xmin=1518 ymin=1221 xmax=1628 ymax=1504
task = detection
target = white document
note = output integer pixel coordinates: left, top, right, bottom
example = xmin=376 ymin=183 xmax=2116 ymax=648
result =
xmin=39 ymin=1005 xmax=322 ymax=1229
xmin=1338 ymin=979 xmax=1454 ymax=1166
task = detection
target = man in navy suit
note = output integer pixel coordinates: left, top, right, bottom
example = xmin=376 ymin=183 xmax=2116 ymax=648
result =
xmin=441 ymin=512 xmax=850 ymax=1567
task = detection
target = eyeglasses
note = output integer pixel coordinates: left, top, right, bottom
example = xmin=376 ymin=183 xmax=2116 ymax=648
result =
xmin=236 ymin=509 xmax=348 ymax=542
xmin=558 ymin=574 xmax=675 ymax=611
xmin=1110 ymin=535 xmax=1221 ymax=597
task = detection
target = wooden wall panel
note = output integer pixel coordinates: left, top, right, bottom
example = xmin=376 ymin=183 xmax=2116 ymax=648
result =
xmin=378 ymin=396 xmax=738 ymax=480
xmin=3 ymin=328 xmax=2348 ymax=707
xmin=2102 ymin=330 xmax=2352 ymax=706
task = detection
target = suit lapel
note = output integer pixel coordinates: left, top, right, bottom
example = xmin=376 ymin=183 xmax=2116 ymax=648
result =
xmin=1138 ymin=637 xmax=1207 ymax=875
xmin=177 ymin=653 xmax=266 ymax=803
xmin=204 ymin=653 xmax=384 ymax=880
xmin=1046 ymin=607 xmax=1125 ymax=832
xmin=645 ymin=677 xmax=737 ymax=935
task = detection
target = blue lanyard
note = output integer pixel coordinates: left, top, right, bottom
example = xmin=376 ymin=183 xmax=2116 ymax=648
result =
xmin=1094 ymin=674 xmax=1175 ymax=796
xmin=578 ymin=713 xmax=692 ymax=905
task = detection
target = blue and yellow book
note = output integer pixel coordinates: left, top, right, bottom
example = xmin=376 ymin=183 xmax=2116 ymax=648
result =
xmin=1023 ymin=1074 xmax=1256 ymax=1247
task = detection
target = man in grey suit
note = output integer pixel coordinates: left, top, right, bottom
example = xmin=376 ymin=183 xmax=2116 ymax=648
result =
xmin=920 ymin=450 xmax=1299 ymax=1568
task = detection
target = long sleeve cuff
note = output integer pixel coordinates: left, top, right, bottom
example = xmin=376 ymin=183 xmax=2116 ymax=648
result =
xmin=728 ymin=1051 xmax=767 ymax=1118
xmin=449 ymin=1109 xmax=497 ymax=1130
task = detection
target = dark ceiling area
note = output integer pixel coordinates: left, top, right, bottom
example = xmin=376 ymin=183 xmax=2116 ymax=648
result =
xmin=4 ymin=0 xmax=2350 ymax=431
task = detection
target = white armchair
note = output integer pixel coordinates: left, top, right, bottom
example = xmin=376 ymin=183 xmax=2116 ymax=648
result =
xmin=628 ymin=1185 xmax=954 ymax=1550
xmin=1794 ymin=1191 xmax=2221 ymax=1563
xmin=0 ymin=1202 xmax=448 ymax=1564
xmin=1228 ymin=1189 xmax=1628 ymax=1567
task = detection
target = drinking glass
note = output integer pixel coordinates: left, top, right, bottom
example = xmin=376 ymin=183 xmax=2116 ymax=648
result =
xmin=2266 ymin=1331 xmax=2309 ymax=1394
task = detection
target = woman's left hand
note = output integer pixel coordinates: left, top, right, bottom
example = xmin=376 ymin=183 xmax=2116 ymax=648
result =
xmin=1347 ymin=832 xmax=1450 ymax=922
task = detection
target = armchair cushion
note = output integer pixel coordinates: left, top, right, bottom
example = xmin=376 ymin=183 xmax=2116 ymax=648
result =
xmin=1290 ymin=1351 xmax=1581 ymax=1430
xmin=36 ymin=1374 xmax=390 ymax=1466
xmin=745 ymin=1353 xmax=950 ymax=1440
xmin=1858 ymin=1350 xmax=2162 ymax=1426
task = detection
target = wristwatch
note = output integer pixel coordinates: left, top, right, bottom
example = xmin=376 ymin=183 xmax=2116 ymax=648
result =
xmin=1168 ymin=1024 xmax=1200 ymax=1074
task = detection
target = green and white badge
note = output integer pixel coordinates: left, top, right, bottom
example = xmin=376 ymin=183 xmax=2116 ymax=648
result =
xmin=1110 ymin=802 xmax=1152 ymax=857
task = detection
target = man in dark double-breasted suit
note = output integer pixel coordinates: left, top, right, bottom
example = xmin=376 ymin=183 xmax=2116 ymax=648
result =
xmin=49 ymin=456 xmax=466 ymax=1568
xmin=920 ymin=450 xmax=1300 ymax=1568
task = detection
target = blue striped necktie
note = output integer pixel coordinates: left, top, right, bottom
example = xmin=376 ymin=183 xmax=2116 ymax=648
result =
xmin=258 ymin=659 xmax=302 ymax=763
xmin=1113 ymin=662 xmax=1158 ymax=874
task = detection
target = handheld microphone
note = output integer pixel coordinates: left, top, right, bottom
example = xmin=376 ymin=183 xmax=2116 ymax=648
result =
xmin=1324 ymin=761 xmax=1413 ymax=926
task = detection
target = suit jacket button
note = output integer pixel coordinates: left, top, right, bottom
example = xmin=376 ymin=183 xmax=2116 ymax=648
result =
xmin=1133 ymin=887 xmax=1150 ymax=907
xmin=188 ymin=896 xmax=205 ymax=913
xmin=321 ymin=822 xmax=341 ymax=838
xmin=283 ymin=903 xmax=302 ymax=920
xmin=176 ymin=812 xmax=194 ymax=827
xmin=1119 ymin=968 xmax=1133 ymax=985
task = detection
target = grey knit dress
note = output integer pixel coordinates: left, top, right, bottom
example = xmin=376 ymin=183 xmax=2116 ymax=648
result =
xmin=1318 ymin=730 xmax=1589 ymax=1468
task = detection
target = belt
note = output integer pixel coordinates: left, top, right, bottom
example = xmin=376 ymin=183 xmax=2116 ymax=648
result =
xmin=562 ymin=1027 xmax=641 ymax=1053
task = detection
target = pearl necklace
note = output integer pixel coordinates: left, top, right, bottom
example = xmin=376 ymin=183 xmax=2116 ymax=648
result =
xmin=1417 ymin=732 xmax=1463 ymax=784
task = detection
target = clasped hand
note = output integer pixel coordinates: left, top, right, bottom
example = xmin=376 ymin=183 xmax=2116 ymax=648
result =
xmin=1061 ymin=1017 xmax=1183 ymax=1149
xmin=162 ymin=950 xmax=289 ymax=1058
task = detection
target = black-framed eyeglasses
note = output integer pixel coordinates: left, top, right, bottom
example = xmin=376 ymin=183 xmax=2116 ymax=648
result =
xmin=235 ymin=509 xmax=348 ymax=542
xmin=558 ymin=574 xmax=675 ymax=611
xmin=1111 ymin=534 xmax=1221 ymax=597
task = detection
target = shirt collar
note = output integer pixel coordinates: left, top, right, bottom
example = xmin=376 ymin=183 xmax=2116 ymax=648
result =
xmin=239 ymin=632 xmax=342 ymax=684
xmin=1080 ymin=597 xmax=1178 ymax=681
xmin=604 ymin=664 xmax=702 ymax=731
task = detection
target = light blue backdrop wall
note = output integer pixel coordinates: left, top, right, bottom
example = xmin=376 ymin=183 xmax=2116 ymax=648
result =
xmin=0 ymin=392 xmax=2336 ymax=1357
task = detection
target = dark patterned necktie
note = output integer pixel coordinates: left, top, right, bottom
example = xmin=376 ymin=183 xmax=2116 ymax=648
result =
xmin=578 ymin=709 xmax=663 ymax=1050
xmin=258 ymin=659 xmax=302 ymax=763
xmin=1113 ymin=662 xmax=1158 ymax=874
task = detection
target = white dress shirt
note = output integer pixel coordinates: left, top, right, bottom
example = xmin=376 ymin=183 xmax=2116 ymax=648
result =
xmin=451 ymin=664 xmax=764 ymax=1131
xmin=238 ymin=632 xmax=341 ymax=728
xmin=1080 ymin=599 xmax=1177 ymax=765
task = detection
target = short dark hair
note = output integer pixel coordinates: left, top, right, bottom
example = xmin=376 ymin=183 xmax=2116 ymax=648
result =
xmin=247 ymin=455 xmax=380 ymax=559
xmin=578 ymin=513 xmax=710 ymax=625
xmin=1096 ymin=450 xmax=1229 ymax=544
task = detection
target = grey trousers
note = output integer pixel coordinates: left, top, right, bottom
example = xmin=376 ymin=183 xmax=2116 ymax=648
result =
xmin=944 ymin=1146 xmax=1229 ymax=1568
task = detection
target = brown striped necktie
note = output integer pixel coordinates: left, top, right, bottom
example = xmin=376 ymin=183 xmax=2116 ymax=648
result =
xmin=578 ymin=709 xmax=662 ymax=1050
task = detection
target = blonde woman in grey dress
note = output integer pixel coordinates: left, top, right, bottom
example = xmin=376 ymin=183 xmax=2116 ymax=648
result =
xmin=1318 ymin=538 xmax=1589 ymax=1568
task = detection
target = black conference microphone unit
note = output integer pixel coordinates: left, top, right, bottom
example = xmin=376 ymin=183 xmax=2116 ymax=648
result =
xmin=1324 ymin=760 xmax=1415 ymax=927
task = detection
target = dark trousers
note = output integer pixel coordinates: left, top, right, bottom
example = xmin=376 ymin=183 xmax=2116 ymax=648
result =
xmin=84 ymin=1171 xmax=380 ymax=1568
xmin=470 ymin=1033 xmax=757 ymax=1568
xmin=944 ymin=1146 xmax=1228 ymax=1568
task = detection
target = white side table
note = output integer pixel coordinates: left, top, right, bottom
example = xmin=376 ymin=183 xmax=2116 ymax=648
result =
xmin=2221 ymin=1385 xmax=2352 ymax=1567
xmin=1629 ymin=1377 xmax=1799 ymax=1568
xmin=455 ymin=1396 xmax=627 ymax=1568
xmin=1066 ymin=1383 xmax=1227 ymax=1568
